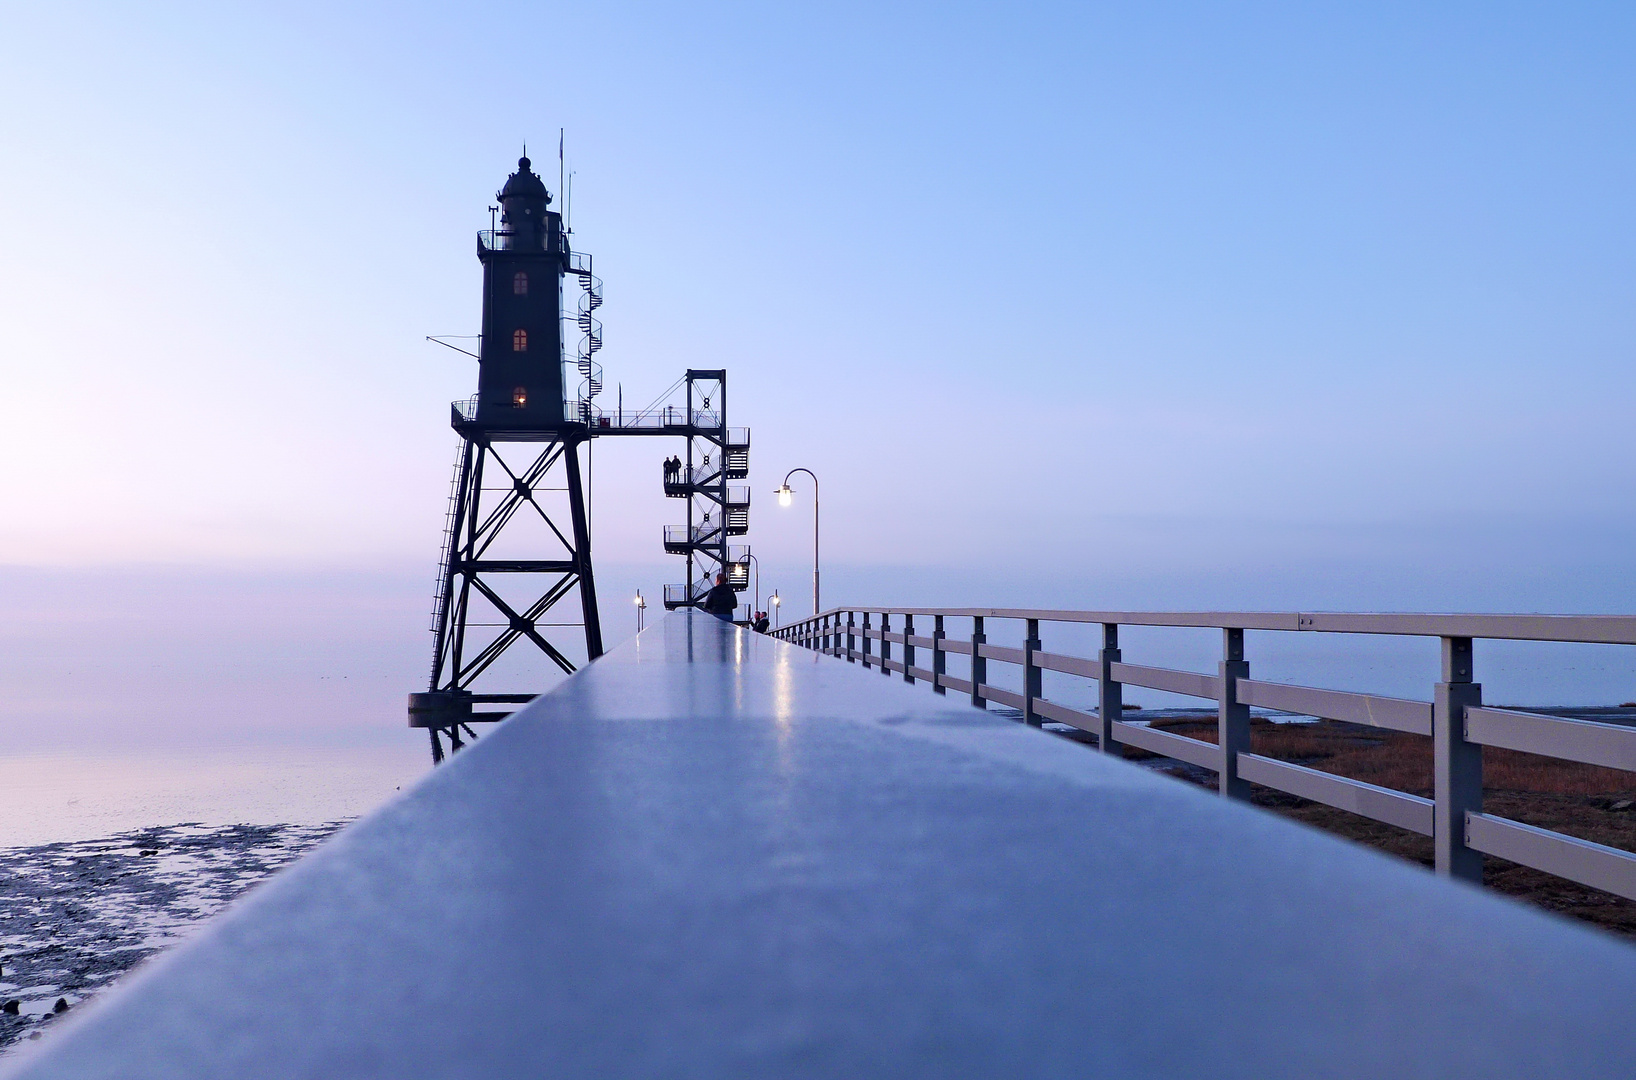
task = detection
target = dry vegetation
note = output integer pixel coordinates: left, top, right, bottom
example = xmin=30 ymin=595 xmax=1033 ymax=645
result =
xmin=1122 ymin=717 xmax=1636 ymax=940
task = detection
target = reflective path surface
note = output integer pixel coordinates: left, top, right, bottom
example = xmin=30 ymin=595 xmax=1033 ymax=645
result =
xmin=8 ymin=612 xmax=1636 ymax=1078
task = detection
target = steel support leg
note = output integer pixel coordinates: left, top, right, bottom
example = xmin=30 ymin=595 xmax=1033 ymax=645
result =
xmin=564 ymin=438 xmax=604 ymax=660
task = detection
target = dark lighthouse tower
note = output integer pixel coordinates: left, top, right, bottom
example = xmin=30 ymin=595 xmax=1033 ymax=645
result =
xmin=409 ymin=155 xmax=605 ymax=762
xmin=476 ymin=157 xmax=564 ymax=428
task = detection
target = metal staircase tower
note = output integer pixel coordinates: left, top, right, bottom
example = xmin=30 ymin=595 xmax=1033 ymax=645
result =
xmin=661 ymin=371 xmax=752 ymax=611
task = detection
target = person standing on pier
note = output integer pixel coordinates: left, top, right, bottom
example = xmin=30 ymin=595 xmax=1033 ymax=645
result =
xmin=702 ymin=573 xmax=738 ymax=622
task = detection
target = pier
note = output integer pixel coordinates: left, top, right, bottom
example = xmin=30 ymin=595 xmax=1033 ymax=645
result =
xmin=10 ymin=612 xmax=1636 ymax=1078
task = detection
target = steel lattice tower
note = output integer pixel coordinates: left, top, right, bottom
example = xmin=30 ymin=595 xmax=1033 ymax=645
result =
xmin=408 ymin=156 xmax=605 ymax=762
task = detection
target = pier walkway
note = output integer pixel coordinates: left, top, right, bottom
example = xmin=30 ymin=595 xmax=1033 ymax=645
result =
xmin=9 ymin=611 xmax=1636 ymax=1078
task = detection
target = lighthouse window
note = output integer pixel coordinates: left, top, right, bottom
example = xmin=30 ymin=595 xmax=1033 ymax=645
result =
xmin=513 ymin=271 xmax=528 ymax=296
xmin=513 ymin=329 xmax=527 ymax=351
xmin=513 ymin=386 xmax=528 ymax=408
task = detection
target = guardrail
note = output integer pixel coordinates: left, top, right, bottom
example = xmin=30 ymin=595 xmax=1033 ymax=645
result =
xmin=773 ymin=607 xmax=1636 ymax=901
xmin=596 ymin=407 xmax=724 ymax=431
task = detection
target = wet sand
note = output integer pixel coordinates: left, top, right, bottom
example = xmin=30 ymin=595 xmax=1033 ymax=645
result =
xmin=0 ymin=822 xmax=343 ymax=1053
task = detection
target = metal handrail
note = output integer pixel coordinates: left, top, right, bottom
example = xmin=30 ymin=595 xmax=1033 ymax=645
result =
xmin=478 ymin=228 xmax=564 ymax=254
xmin=773 ymin=605 xmax=1636 ymax=905
xmin=592 ymin=407 xmax=725 ymax=431
xmin=450 ymin=396 xmax=583 ymax=425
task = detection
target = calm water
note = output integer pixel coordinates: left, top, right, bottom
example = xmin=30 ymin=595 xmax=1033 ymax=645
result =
xmin=0 ymin=745 xmax=429 ymax=849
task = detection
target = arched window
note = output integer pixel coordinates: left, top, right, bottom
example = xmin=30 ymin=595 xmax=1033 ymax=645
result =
xmin=513 ymin=329 xmax=527 ymax=352
xmin=513 ymin=271 xmax=528 ymax=296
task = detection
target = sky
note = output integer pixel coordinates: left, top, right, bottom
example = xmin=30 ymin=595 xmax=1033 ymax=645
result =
xmin=3 ymin=1 xmax=1636 ymax=747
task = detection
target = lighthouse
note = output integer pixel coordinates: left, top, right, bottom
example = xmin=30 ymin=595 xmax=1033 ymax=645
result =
xmin=474 ymin=156 xmax=570 ymax=428
xmin=409 ymin=153 xmax=752 ymax=764
xmin=408 ymin=156 xmax=604 ymax=763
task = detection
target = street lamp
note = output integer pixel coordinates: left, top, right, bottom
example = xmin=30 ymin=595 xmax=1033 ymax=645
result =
xmin=770 ymin=590 xmax=782 ymax=628
xmin=774 ymin=468 xmax=820 ymax=616
xmin=634 ymin=589 xmax=647 ymax=633
xmin=740 ymin=552 xmax=761 ymax=615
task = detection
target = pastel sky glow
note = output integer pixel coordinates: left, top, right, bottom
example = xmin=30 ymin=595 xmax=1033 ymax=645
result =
xmin=4 ymin=2 xmax=1636 ymax=745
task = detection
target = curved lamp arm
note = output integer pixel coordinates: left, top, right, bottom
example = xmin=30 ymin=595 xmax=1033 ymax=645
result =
xmin=775 ymin=468 xmax=820 ymax=616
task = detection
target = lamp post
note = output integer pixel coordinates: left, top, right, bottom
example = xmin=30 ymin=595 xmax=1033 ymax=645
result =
xmin=740 ymin=552 xmax=761 ymax=616
xmin=634 ymin=590 xmax=646 ymax=633
xmin=773 ymin=468 xmax=820 ymax=617
xmin=770 ymin=590 xmax=782 ymax=629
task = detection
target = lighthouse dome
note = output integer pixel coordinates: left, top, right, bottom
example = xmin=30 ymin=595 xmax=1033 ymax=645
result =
xmin=498 ymin=157 xmax=551 ymax=203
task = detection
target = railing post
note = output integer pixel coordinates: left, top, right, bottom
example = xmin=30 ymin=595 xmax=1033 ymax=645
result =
xmin=1097 ymin=623 xmax=1121 ymax=755
xmin=1435 ymin=636 xmax=1484 ymax=884
xmin=903 ymin=614 xmax=916 ymax=684
xmin=846 ymin=612 xmax=856 ymax=663
xmin=970 ymin=616 xmax=987 ymax=710
xmin=932 ymin=615 xmax=946 ymax=695
xmin=880 ymin=612 xmax=892 ymax=676
xmin=1218 ymin=627 xmax=1251 ymax=801
xmin=1023 ymin=618 xmax=1042 ymax=726
xmin=862 ymin=612 xmax=873 ymax=669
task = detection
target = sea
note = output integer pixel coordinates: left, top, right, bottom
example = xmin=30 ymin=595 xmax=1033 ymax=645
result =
xmin=0 ymin=743 xmax=427 ymax=1053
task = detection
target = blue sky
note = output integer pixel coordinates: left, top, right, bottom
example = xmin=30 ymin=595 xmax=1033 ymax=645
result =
xmin=3 ymin=2 xmax=1636 ymax=742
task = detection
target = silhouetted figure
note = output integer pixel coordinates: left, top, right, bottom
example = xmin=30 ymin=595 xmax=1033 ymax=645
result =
xmin=701 ymin=573 xmax=737 ymax=621
xmin=663 ymin=456 xmax=680 ymax=484
xmin=753 ymin=612 xmax=770 ymax=633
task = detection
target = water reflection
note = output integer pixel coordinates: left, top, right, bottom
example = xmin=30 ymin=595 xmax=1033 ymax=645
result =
xmin=0 ymin=745 xmax=426 ymax=848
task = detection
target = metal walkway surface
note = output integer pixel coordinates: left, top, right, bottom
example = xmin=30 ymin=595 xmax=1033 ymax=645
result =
xmin=8 ymin=612 xmax=1636 ymax=1079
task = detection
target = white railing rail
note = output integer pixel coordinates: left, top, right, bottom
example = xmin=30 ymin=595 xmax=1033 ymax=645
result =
xmin=774 ymin=606 xmax=1636 ymax=901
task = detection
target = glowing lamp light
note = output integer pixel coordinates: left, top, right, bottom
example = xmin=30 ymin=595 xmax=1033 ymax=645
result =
xmin=775 ymin=484 xmax=793 ymax=507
